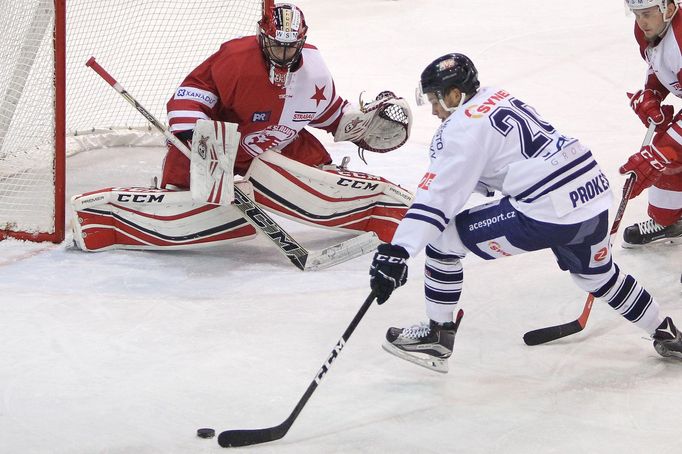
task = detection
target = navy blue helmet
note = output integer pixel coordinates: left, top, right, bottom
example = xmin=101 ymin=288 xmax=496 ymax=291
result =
xmin=418 ymin=53 xmax=480 ymax=102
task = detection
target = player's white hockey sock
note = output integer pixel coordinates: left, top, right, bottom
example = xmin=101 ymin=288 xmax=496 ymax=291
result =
xmin=424 ymin=246 xmax=463 ymax=323
xmin=593 ymin=265 xmax=661 ymax=334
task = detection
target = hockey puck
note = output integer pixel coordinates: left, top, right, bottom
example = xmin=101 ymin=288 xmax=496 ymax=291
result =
xmin=197 ymin=428 xmax=215 ymax=439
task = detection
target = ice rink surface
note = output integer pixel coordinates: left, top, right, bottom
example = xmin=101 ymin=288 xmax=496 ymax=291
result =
xmin=1 ymin=1 xmax=681 ymax=453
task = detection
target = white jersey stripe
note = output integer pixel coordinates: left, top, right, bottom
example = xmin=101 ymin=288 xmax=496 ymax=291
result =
xmin=167 ymin=110 xmax=210 ymax=120
xmin=169 ymin=123 xmax=198 ymax=132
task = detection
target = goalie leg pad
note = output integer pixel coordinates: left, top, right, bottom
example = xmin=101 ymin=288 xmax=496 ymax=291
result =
xmin=244 ymin=150 xmax=413 ymax=242
xmin=70 ymin=186 xmax=256 ymax=251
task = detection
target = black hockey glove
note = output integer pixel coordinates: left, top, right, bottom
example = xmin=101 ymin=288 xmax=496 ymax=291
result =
xmin=369 ymin=243 xmax=409 ymax=304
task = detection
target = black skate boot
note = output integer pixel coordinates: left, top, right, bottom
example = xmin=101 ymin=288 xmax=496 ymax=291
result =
xmin=622 ymin=219 xmax=682 ymax=248
xmin=382 ymin=309 xmax=463 ymax=373
xmin=653 ymin=317 xmax=682 ymax=360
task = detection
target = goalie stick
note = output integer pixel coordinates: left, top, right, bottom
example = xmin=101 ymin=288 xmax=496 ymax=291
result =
xmin=215 ymin=291 xmax=376 ymax=448
xmin=523 ymin=121 xmax=656 ymax=346
xmin=85 ymin=56 xmax=380 ymax=271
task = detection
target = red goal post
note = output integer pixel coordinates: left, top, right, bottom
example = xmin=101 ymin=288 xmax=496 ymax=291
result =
xmin=0 ymin=0 xmax=271 ymax=243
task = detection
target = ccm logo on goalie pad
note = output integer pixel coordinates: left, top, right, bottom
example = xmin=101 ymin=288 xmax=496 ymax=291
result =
xmin=337 ymin=178 xmax=379 ymax=191
xmin=116 ymin=194 xmax=166 ymax=203
xmin=334 ymin=170 xmax=383 ymax=191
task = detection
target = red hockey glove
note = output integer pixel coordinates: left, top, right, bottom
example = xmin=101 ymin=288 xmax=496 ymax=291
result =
xmin=619 ymin=144 xmax=676 ymax=199
xmin=627 ymin=89 xmax=674 ymax=132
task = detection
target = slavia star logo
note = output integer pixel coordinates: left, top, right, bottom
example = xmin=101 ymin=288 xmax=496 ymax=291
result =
xmin=311 ymin=85 xmax=327 ymax=106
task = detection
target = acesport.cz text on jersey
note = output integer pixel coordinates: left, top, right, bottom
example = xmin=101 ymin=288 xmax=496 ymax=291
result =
xmin=468 ymin=211 xmax=516 ymax=231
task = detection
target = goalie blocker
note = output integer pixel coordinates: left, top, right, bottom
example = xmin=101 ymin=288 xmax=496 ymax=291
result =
xmin=71 ymin=152 xmax=413 ymax=252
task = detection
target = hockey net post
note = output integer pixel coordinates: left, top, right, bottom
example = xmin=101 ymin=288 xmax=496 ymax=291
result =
xmin=0 ymin=0 xmax=65 ymax=243
xmin=523 ymin=121 xmax=656 ymax=346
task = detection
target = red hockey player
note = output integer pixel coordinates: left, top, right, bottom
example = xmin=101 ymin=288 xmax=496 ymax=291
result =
xmin=71 ymin=3 xmax=413 ymax=254
xmin=620 ymin=0 xmax=682 ymax=247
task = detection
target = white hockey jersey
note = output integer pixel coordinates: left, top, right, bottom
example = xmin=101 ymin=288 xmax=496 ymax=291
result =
xmin=637 ymin=12 xmax=682 ymax=98
xmin=393 ymin=86 xmax=613 ymax=257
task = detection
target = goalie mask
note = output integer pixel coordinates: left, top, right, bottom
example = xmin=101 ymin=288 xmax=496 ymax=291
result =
xmin=416 ymin=53 xmax=480 ymax=113
xmin=258 ymin=3 xmax=308 ymax=86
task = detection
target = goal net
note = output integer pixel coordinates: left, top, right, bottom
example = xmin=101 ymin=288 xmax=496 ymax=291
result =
xmin=0 ymin=0 xmax=264 ymax=243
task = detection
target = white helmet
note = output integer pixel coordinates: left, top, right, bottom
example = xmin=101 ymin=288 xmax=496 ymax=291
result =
xmin=625 ymin=0 xmax=677 ymax=14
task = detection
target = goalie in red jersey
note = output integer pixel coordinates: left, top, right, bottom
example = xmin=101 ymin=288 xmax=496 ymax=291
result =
xmin=71 ymin=2 xmax=414 ymax=255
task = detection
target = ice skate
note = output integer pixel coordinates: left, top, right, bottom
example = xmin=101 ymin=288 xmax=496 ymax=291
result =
xmin=382 ymin=310 xmax=463 ymax=373
xmin=653 ymin=317 xmax=682 ymax=360
xmin=622 ymin=219 xmax=682 ymax=248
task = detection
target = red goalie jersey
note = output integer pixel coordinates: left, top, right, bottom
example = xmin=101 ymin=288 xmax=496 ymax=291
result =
xmin=162 ymin=36 xmax=349 ymax=188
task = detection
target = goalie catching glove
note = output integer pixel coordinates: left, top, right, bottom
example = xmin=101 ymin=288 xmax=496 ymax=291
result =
xmin=334 ymin=91 xmax=412 ymax=153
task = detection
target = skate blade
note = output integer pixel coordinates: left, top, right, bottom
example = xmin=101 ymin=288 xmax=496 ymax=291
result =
xmin=382 ymin=341 xmax=449 ymax=373
xmin=622 ymin=237 xmax=682 ymax=249
xmin=654 ymin=343 xmax=682 ymax=360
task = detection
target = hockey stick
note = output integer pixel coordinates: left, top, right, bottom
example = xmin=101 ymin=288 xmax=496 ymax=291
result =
xmin=85 ymin=57 xmax=380 ymax=271
xmin=215 ymin=291 xmax=376 ymax=448
xmin=523 ymin=121 xmax=656 ymax=346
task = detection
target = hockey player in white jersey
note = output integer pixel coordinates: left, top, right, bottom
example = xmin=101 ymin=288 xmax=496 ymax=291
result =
xmin=368 ymin=53 xmax=682 ymax=373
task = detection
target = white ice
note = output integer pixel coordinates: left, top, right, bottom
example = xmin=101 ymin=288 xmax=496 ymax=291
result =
xmin=1 ymin=1 xmax=682 ymax=453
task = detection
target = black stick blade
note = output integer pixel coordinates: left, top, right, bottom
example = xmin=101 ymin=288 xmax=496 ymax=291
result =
xmin=217 ymin=427 xmax=285 ymax=448
xmin=523 ymin=320 xmax=582 ymax=346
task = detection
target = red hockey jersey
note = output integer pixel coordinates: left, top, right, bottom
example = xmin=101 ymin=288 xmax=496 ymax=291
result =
xmin=166 ymin=36 xmax=348 ymax=175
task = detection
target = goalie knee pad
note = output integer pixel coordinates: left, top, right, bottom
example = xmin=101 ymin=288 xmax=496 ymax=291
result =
xmin=245 ymin=150 xmax=413 ymax=242
xmin=70 ymin=185 xmax=256 ymax=251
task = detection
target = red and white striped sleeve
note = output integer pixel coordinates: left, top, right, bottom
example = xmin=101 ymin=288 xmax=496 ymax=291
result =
xmin=166 ymin=59 xmax=220 ymax=135
xmin=308 ymin=81 xmax=349 ymax=134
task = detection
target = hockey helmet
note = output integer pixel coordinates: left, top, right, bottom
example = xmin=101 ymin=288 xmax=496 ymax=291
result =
xmin=416 ymin=53 xmax=480 ymax=110
xmin=625 ymin=0 xmax=678 ymax=14
xmin=258 ymin=3 xmax=308 ymax=70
